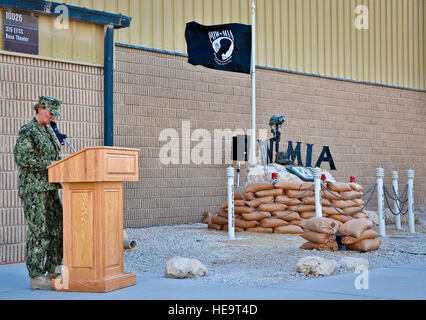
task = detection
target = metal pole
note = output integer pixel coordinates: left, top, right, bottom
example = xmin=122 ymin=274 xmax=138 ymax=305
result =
xmin=406 ymin=169 xmax=415 ymax=234
xmin=376 ymin=168 xmax=386 ymax=237
xmin=104 ymin=25 xmax=114 ymax=146
xmin=312 ymin=167 xmax=322 ymax=218
xmin=392 ymin=171 xmax=401 ymax=230
xmin=250 ymin=1 xmax=256 ymax=165
xmin=226 ymin=166 xmax=235 ymax=240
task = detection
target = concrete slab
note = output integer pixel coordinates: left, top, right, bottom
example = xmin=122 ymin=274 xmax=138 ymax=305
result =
xmin=0 ymin=262 xmax=425 ymax=300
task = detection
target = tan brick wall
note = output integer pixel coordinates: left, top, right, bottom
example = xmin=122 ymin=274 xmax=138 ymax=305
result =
xmin=0 ymin=53 xmax=104 ymax=263
xmin=114 ymin=46 xmax=426 ymax=228
xmin=1 ymin=46 xmax=425 ymax=263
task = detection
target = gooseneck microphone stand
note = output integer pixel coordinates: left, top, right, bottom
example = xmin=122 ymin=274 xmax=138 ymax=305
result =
xmin=50 ymin=121 xmax=77 ymax=153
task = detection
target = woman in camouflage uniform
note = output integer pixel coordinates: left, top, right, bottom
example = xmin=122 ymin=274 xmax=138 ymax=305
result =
xmin=14 ymin=96 xmax=63 ymax=290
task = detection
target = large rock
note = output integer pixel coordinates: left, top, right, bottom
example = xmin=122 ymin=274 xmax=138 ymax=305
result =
xmin=296 ymin=256 xmax=336 ymax=276
xmin=165 ymin=256 xmax=208 ymax=279
xmin=337 ymin=257 xmax=369 ymax=270
xmin=384 ymin=208 xmax=421 ymax=225
xmin=364 ymin=210 xmax=379 ymax=225
xmin=246 ymin=163 xmax=336 ymax=185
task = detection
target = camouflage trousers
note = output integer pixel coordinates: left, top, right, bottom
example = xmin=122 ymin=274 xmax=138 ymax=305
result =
xmin=21 ymin=190 xmax=63 ymax=278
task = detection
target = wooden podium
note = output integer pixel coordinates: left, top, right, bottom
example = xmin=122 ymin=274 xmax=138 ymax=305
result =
xmin=47 ymin=147 xmax=139 ymax=292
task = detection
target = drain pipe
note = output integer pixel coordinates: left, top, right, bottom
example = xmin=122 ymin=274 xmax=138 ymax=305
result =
xmin=123 ymin=239 xmax=137 ymax=250
xmin=104 ymin=25 xmax=114 ymax=146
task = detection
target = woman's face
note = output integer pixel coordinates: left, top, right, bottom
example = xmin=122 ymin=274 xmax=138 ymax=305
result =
xmin=36 ymin=107 xmax=56 ymax=126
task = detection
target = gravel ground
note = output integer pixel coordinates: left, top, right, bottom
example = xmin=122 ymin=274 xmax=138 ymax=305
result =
xmin=123 ymin=213 xmax=426 ymax=286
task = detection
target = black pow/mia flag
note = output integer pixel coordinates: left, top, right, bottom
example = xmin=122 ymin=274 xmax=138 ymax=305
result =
xmin=185 ymin=21 xmax=252 ymax=74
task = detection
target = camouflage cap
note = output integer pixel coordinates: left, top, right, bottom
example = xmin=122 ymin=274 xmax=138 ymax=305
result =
xmin=38 ymin=96 xmax=62 ymax=117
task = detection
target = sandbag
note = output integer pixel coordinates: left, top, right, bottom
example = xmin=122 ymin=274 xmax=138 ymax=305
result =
xmin=248 ymin=196 xmax=274 ymax=208
xmin=233 ymin=206 xmax=254 ymax=214
xmin=349 ymin=182 xmax=364 ymax=192
xmin=339 ymin=218 xmax=373 ymax=238
xmin=346 ymin=239 xmax=381 ymax=252
xmin=221 ymin=200 xmax=245 ymax=209
xmin=286 ymin=189 xmax=311 ymax=199
xmin=322 ymin=206 xmax=342 ymax=215
xmin=299 ymin=182 xmax=314 ymax=190
xmin=260 ymin=218 xmax=289 ymax=228
xmin=300 ymin=241 xmax=338 ymax=251
xmin=202 ymin=211 xmax=212 ymax=224
xmin=242 ymin=211 xmax=271 ymax=221
xmin=321 ymin=198 xmax=333 ymax=207
xmin=334 ymin=219 xmax=343 ymax=228
xmin=286 ymin=206 xmax=300 ymax=212
xmin=274 ymin=225 xmax=304 ymax=234
xmin=216 ymin=209 xmax=228 ymax=218
xmin=343 ymin=206 xmax=363 ymax=215
xmin=208 ymin=223 xmax=222 ymax=230
xmin=341 ymin=190 xmax=362 ymax=199
xmin=330 ymin=214 xmax=353 ymax=223
xmin=301 ymin=197 xmax=316 ymax=205
xmin=321 ymin=190 xmax=340 ymax=200
xmin=235 ymin=217 xmax=259 ymax=229
xmin=301 ymin=217 xmax=338 ymax=234
xmin=270 ymin=210 xmax=289 ymax=217
xmin=277 ymin=211 xmax=301 ymax=221
xmin=352 ymin=212 xmax=369 ymax=219
xmin=275 ymin=195 xmax=302 ymax=206
xmin=296 ymin=205 xmax=316 ymax=213
xmin=258 ymin=203 xmax=288 ymax=212
xmin=300 ymin=230 xmax=335 ymax=244
xmin=211 ymin=215 xmax=228 ymax=225
xmin=327 ymin=181 xmax=352 ymax=192
xmin=342 ymin=229 xmax=380 ymax=245
xmin=333 ymin=200 xmax=357 ymax=209
xmin=274 ymin=181 xmax=302 ymax=190
xmin=255 ymin=188 xmax=283 ymax=198
xmin=300 ymin=211 xmax=316 ymax=219
xmin=289 ymin=220 xmax=303 ymax=226
xmin=351 ymin=198 xmax=365 ymax=207
xmin=245 ymin=182 xmax=274 ymax=193
xmin=246 ymin=226 xmax=273 ymax=233
xmin=235 ymin=192 xmax=254 ymax=200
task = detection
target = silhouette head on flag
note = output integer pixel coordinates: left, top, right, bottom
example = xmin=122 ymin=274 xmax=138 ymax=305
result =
xmin=185 ymin=21 xmax=251 ymax=74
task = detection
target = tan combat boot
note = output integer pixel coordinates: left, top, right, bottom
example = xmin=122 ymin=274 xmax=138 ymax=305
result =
xmin=30 ymin=275 xmax=53 ymax=290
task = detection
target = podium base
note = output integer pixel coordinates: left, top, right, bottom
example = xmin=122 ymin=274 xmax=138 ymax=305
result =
xmin=51 ymin=272 xmax=136 ymax=292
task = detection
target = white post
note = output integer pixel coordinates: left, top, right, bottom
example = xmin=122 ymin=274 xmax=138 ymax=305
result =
xmin=250 ymin=1 xmax=256 ymax=165
xmin=312 ymin=167 xmax=322 ymax=218
xmin=406 ymin=169 xmax=415 ymax=234
xmin=392 ymin=171 xmax=401 ymax=230
xmin=226 ymin=166 xmax=235 ymax=240
xmin=376 ymin=168 xmax=386 ymax=237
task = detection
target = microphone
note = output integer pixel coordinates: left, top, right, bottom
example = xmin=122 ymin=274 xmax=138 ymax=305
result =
xmin=50 ymin=121 xmax=66 ymax=145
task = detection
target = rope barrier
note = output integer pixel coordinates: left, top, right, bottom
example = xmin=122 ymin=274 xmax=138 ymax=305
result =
xmin=383 ymin=184 xmax=409 ymax=216
xmin=386 ymin=184 xmax=409 ymax=203
xmin=321 ymin=183 xmax=377 ymax=217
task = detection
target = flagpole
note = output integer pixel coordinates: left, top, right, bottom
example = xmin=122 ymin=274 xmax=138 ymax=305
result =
xmin=250 ymin=1 xmax=256 ymax=165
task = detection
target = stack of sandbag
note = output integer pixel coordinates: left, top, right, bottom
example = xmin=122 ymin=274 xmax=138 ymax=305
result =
xmin=203 ymin=180 xmax=375 ymax=237
xmin=299 ymin=217 xmax=339 ymax=251
xmin=338 ymin=218 xmax=381 ymax=252
xmin=204 ymin=181 xmax=318 ymax=235
xmin=321 ymin=181 xmax=370 ymax=228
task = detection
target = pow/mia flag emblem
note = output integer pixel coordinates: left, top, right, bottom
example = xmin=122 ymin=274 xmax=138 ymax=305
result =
xmin=185 ymin=21 xmax=251 ymax=74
